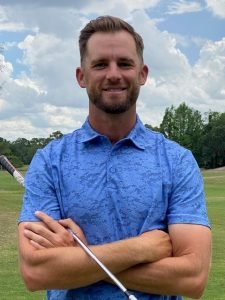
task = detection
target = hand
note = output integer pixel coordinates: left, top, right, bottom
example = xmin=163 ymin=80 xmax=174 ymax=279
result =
xmin=23 ymin=211 xmax=87 ymax=249
xmin=137 ymin=230 xmax=172 ymax=263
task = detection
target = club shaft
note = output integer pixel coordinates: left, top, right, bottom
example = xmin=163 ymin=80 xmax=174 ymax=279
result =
xmin=0 ymin=155 xmax=138 ymax=300
xmin=68 ymin=229 xmax=134 ymax=297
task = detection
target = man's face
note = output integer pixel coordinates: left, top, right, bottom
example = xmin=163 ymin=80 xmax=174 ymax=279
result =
xmin=77 ymin=30 xmax=148 ymax=114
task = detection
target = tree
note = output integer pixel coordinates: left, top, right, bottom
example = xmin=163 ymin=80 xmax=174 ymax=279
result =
xmin=0 ymin=137 xmax=11 ymax=156
xmin=145 ymin=124 xmax=161 ymax=132
xmin=202 ymin=112 xmax=225 ymax=168
xmin=160 ymin=103 xmax=204 ymax=165
xmin=10 ymin=138 xmax=32 ymax=165
xmin=44 ymin=130 xmax=64 ymax=145
xmin=49 ymin=130 xmax=63 ymax=140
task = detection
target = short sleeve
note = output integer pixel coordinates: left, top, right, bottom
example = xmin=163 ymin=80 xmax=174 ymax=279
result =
xmin=167 ymin=150 xmax=210 ymax=228
xmin=18 ymin=149 xmax=62 ymax=223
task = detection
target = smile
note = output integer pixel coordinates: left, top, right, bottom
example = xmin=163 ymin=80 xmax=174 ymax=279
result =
xmin=103 ymin=88 xmax=126 ymax=92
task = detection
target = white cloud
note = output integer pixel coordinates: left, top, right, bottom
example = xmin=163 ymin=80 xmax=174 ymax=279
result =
xmin=193 ymin=38 xmax=225 ymax=101
xmin=17 ymin=31 xmax=82 ymax=107
xmin=0 ymin=1 xmax=224 ymax=140
xmin=42 ymin=104 xmax=86 ymax=129
xmin=132 ymin=11 xmax=190 ymax=78
xmin=206 ymin=0 xmax=225 ymax=18
xmin=15 ymin=75 xmax=47 ymax=95
xmin=0 ymin=5 xmax=8 ymax=22
xmin=0 ymin=21 xmax=26 ymax=32
xmin=0 ymin=54 xmax=13 ymax=86
xmin=0 ymin=118 xmax=46 ymax=141
xmin=0 ymin=78 xmax=42 ymax=119
xmin=167 ymin=0 xmax=203 ymax=15
xmin=0 ymin=98 xmax=7 ymax=110
xmin=139 ymin=36 xmax=225 ymax=127
xmin=0 ymin=6 xmax=37 ymax=32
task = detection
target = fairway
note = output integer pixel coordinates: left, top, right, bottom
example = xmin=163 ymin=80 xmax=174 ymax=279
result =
xmin=0 ymin=169 xmax=45 ymax=300
xmin=0 ymin=168 xmax=225 ymax=299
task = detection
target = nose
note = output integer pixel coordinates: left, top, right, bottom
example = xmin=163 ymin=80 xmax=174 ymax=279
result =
xmin=105 ymin=63 xmax=122 ymax=81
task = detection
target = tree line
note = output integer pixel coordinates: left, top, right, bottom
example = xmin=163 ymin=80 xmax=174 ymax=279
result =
xmin=0 ymin=103 xmax=225 ymax=169
xmin=147 ymin=103 xmax=225 ymax=169
xmin=0 ymin=131 xmax=63 ymax=168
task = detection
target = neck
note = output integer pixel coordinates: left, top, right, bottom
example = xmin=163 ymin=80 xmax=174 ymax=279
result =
xmin=89 ymin=106 xmax=137 ymax=144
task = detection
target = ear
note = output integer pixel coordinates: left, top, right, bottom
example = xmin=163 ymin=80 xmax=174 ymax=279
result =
xmin=139 ymin=64 xmax=149 ymax=86
xmin=76 ymin=67 xmax=86 ymax=88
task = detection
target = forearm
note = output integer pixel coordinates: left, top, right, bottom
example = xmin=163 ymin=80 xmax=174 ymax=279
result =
xmin=19 ymin=237 xmax=144 ymax=291
xmin=19 ymin=215 xmax=172 ymax=292
xmin=116 ymin=254 xmax=209 ymax=298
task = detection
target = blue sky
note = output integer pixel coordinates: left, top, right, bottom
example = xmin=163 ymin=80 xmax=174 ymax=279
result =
xmin=0 ymin=0 xmax=225 ymax=140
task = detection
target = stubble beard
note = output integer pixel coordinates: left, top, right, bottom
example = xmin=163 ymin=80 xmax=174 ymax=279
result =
xmin=88 ymin=86 xmax=140 ymax=114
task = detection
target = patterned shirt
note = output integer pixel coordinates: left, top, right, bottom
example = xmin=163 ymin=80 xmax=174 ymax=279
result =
xmin=19 ymin=116 xmax=210 ymax=300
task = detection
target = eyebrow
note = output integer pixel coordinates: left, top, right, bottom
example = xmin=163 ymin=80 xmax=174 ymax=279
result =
xmin=118 ymin=58 xmax=135 ymax=64
xmin=91 ymin=57 xmax=135 ymax=65
xmin=91 ymin=59 xmax=107 ymax=66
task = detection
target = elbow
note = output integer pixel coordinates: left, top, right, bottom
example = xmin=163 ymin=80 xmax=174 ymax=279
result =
xmin=188 ymin=280 xmax=207 ymax=299
xmin=185 ymin=271 xmax=209 ymax=299
xmin=20 ymin=264 xmax=43 ymax=291
xmin=190 ymin=257 xmax=211 ymax=299
xmin=20 ymin=268 xmax=39 ymax=292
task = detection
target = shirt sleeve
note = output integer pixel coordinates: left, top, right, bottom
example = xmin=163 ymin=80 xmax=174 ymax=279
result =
xmin=18 ymin=148 xmax=62 ymax=223
xmin=167 ymin=149 xmax=210 ymax=228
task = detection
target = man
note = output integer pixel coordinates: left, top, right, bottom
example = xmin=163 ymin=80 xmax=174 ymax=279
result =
xmin=18 ymin=16 xmax=211 ymax=299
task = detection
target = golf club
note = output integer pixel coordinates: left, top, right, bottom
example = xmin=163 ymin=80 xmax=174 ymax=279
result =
xmin=0 ymin=155 xmax=24 ymax=186
xmin=0 ymin=154 xmax=138 ymax=300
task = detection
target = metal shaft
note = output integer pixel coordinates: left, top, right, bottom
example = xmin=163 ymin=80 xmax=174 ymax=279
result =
xmin=0 ymin=155 xmax=138 ymax=300
xmin=68 ymin=229 xmax=137 ymax=299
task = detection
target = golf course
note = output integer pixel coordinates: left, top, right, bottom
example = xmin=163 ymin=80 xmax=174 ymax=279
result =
xmin=0 ymin=167 xmax=224 ymax=299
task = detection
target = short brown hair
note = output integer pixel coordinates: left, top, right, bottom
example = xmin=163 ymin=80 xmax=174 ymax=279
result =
xmin=79 ymin=15 xmax=144 ymax=63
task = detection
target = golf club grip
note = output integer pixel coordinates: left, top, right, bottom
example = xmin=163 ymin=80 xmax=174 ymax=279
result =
xmin=0 ymin=155 xmax=24 ymax=186
xmin=0 ymin=155 xmax=15 ymax=176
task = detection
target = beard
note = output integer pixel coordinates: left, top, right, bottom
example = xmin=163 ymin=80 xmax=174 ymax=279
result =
xmin=88 ymin=85 xmax=140 ymax=114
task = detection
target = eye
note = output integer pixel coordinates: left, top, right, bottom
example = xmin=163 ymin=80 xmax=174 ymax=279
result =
xmin=118 ymin=61 xmax=134 ymax=69
xmin=93 ymin=62 xmax=107 ymax=69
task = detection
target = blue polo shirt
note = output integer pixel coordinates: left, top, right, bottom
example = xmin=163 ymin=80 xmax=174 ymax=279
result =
xmin=19 ymin=116 xmax=210 ymax=300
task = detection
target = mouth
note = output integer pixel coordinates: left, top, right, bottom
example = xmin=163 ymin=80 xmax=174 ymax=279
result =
xmin=103 ymin=87 xmax=126 ymax=92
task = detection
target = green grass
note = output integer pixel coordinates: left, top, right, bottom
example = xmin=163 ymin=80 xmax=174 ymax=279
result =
xmin=0 ymin=168 xmax=225 ymax=299
xmin=0 ymin=171 xmax=45 ymax=300
xmin=198 ymin=170 xmax=225 ymax=300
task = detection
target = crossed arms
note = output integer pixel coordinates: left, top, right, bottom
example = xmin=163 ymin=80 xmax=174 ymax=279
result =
xmin=18 ymin=211 xmax=211 ymax=298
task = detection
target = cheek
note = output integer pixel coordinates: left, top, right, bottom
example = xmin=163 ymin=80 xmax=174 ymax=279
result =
xmin=86 ymin=73 xmax=104 ymax=86
xmin=124 ymin=71 xmax=140 ymax=82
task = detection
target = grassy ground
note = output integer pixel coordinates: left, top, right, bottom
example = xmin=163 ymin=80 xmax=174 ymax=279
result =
xmin=195 ymin=170 xmax=225 ymax=300
xmin=0 ymin=170 xmax=45 ymax=300
xmin=0 ymin=168 xmax=224 ymax=299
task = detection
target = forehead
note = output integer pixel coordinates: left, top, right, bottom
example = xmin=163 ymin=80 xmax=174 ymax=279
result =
xmin=85 ymin=31 xmax=139 ymax=61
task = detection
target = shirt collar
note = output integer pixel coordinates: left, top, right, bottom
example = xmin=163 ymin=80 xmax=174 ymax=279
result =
xmin=78 ymin=118 xmax=101 ymax=143
xmin=124 ymin=115 xmax=146 ymax=150
xmin=78 ymin=115 xmax=146 ymax=150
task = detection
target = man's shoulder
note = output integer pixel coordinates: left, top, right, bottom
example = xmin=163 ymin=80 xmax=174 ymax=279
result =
xmin=144 ymin=127 xmax=187 ymax=153
xmin=45 ymin=127 xmax=83 ymax=150
xmin=33 ymin=128 xmax=84 ymax=164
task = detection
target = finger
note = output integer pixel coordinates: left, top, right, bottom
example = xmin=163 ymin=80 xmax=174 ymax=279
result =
xmin=59 ymin=219 xmax=83 ymax=237
xmin=35 ymin=211 xmax=62 ymax=233
xmin=29 ymin=239 xmax=45 ymax=250
xmin=59 ymin=219 xmax=88 ymax=245
xmin=25 ymin=222 xmax=75 ymax=247
xmin=59 ymin=218 xmax=81 ymax=232
xmin=24 ymin=229 xmax=54 ymax=248
xmin=24 ymin=222 xmax=55 ymax=241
